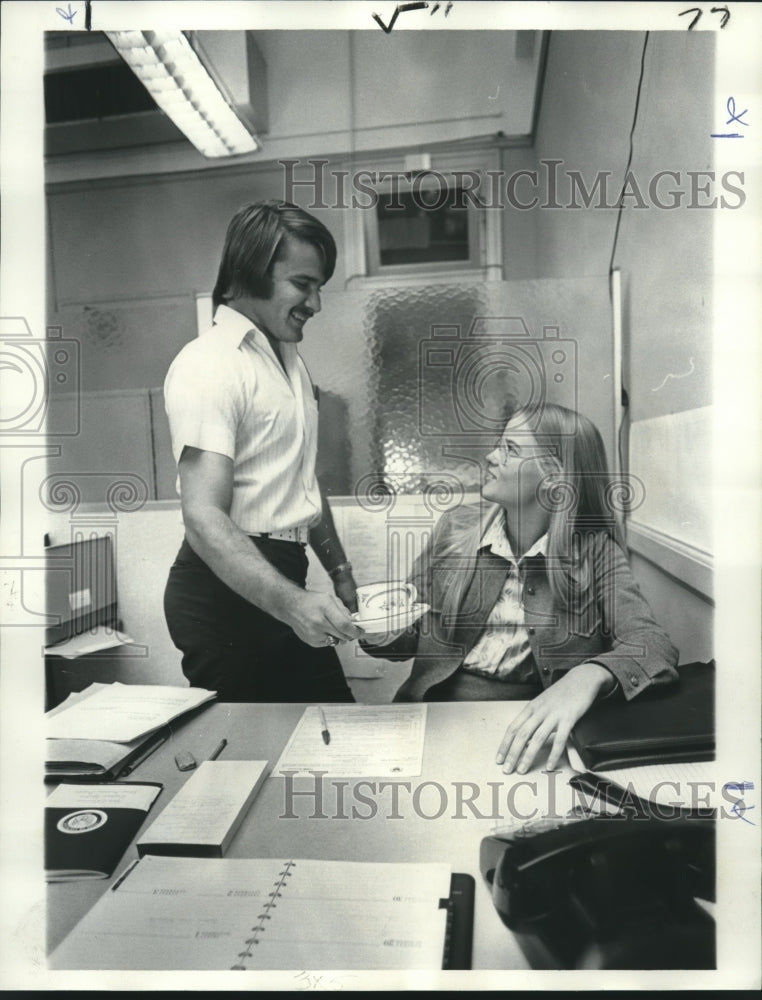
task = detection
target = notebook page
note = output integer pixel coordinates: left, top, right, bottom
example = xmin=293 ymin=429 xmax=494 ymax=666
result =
xmin=239 ymin=859 xmax=451 ymax=970
xmin=566 ymin=746 xmax=722 ymax=808
xmin=595 ymin=761 xmax=722 ymax=809
xmin=49 ymin=855 xmax=451 ymax=971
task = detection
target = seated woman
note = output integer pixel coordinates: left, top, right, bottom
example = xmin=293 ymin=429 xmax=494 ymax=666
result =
xmin=361 ymin=403 xmax=678 ymax=775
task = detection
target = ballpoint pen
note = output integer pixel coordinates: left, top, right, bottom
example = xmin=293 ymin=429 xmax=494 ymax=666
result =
xmin=318 ymin=707 xmax=331 ymax=745
xmin=118 ymin=732 xmax=167 ymax=776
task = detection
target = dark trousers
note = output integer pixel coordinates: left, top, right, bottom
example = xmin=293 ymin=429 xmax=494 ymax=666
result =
xmin=164 ymin=536 xmax=355 ymax=704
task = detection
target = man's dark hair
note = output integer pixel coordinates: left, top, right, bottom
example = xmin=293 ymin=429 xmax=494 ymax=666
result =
xmin=212 ymin=200 xmax=337 ymax=309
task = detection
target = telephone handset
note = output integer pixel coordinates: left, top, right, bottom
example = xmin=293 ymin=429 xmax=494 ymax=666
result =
xmin=480 ymin=812 xmax=715 ymax=970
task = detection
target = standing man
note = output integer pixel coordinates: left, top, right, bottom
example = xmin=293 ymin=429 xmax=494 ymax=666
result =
xmin=163 ymin=200 xmax=362 ymax=702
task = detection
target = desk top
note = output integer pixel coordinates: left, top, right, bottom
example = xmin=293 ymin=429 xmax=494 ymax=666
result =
xmin=46 ymin=700 xmax=586 ymax=972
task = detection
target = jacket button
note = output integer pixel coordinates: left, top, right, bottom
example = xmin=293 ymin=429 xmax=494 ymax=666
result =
xmin=527 ymin=627 xmax=535 ymax=635
xmin=526 ymin=586 xmax=535 ymax=595
xmin=542 ymin=667 xmax=550 ymax=675
xmin=630 ymin=676 xmax=640 ymax=687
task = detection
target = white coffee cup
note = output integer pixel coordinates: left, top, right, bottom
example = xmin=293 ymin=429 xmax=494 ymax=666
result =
xmin=355 ymin=581 xmax=418 ymax=622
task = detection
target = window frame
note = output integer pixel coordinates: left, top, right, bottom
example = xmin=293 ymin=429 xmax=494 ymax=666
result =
xmin=342 ymin=147 xmax=503 ymax=289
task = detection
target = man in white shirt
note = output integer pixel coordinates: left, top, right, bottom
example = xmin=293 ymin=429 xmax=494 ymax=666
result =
xmin=163 ymin=201 xmax=362 ymax=702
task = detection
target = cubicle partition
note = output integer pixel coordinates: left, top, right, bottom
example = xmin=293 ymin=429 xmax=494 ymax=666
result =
xmin=43 ymin=496 xmax=458 ymax=701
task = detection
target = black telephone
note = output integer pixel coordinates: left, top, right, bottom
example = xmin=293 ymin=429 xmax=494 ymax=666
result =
xmin=480 ymin=811 xmax=715 ymax=970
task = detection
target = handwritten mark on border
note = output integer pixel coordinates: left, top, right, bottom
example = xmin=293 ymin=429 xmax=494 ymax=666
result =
xmin=55 ymin=3 xmax=76 ymax=23
xmin=55 ymin=1 xmax=92 ymax=29
xmin=372 ymin=1 xmax=453 ymax=33
xmin=679 ymin=5 xmax=730 ymax=30
xmin=711 ymin=95 xmax=749 ymax=138
xmin=724 ymin=781 xmax=755 ymax=826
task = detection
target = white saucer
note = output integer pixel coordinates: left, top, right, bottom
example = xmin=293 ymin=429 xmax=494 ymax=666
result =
xmin=352 ymin=603 xmax=429 ymax=633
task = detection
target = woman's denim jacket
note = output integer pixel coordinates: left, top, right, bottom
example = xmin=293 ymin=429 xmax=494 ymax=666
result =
xmin=363 ymin=502 xmax=679 ymax=703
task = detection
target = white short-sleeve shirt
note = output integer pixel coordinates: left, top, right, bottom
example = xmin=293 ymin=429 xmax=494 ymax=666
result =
xmin=163 ymin=304 xmax=322 ymax=534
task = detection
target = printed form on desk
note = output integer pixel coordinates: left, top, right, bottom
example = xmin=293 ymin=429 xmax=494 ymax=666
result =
xmin=273 ymin=705 xmax=427 ymax=777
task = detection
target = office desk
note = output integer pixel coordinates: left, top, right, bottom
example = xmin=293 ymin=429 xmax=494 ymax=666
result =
xmin=47 ymin=701 xmax=583 ymax=971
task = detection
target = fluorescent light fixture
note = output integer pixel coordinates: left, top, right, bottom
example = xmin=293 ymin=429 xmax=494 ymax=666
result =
xmin=105 ymin=30 xmax=261 ymax=158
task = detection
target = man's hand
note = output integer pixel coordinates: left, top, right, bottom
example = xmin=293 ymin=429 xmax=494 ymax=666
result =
xmin=286 ymin=589 xmax=364 ymax=648
xmin=496 ymin=663 xmax=615 ymax=774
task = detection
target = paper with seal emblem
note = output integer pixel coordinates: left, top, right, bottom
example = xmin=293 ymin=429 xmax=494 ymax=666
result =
xmin=45 ymin=782 xmax=162 ymax=881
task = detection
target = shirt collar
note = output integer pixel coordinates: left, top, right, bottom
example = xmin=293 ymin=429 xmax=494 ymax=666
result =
xmin=209 ymin=304 xmax=296 ymax=366
xmin=208 ymin=303 xmax=258 ymax=346
xmin=479 ymin=509 xmax=548 ymax=562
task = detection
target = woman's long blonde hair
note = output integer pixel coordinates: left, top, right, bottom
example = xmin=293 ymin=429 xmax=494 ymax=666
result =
xmin=517 ymin=403 xmax=622 ymax=609
xmin=440 ymin=403 xmax=622 ymax=624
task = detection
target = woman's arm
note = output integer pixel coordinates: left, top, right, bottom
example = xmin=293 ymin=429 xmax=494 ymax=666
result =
xmin=496 ymin=662 xmax=614 ymax=773
xmin=496 ymin=532 xmax=679 ymax=773
xmin=580 ymin=533 xmax=679 ymax=699
xmin=357 ymin=508 xmax=446 ymax=661
xmin=357 ymin=548 xmax=431 ymax=662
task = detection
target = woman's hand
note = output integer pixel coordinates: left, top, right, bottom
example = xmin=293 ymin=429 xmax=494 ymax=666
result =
xmin=496 ymin=663 xmax=615 ymax=774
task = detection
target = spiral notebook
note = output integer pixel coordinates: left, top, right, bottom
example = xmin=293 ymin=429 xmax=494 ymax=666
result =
xmin=48 ymin=855 xmax=474 ymax=971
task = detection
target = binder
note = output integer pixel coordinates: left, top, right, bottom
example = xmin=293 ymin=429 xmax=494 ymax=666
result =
xmin=45 ymin=683 xmax=217 ymax=782
xmin=49 ymin=855 xmax=474 ymax=970
xmin=569 ymin=661 xmax=715 ymax=771
xmin=45 ymin=726 xmax=170 ymax=783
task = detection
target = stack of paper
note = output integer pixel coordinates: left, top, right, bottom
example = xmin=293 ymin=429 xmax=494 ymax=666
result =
xmin=46 ymin=683 xmax=217 ymax=781
xmin=136 ymin=760 xmax=270 ymax=858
